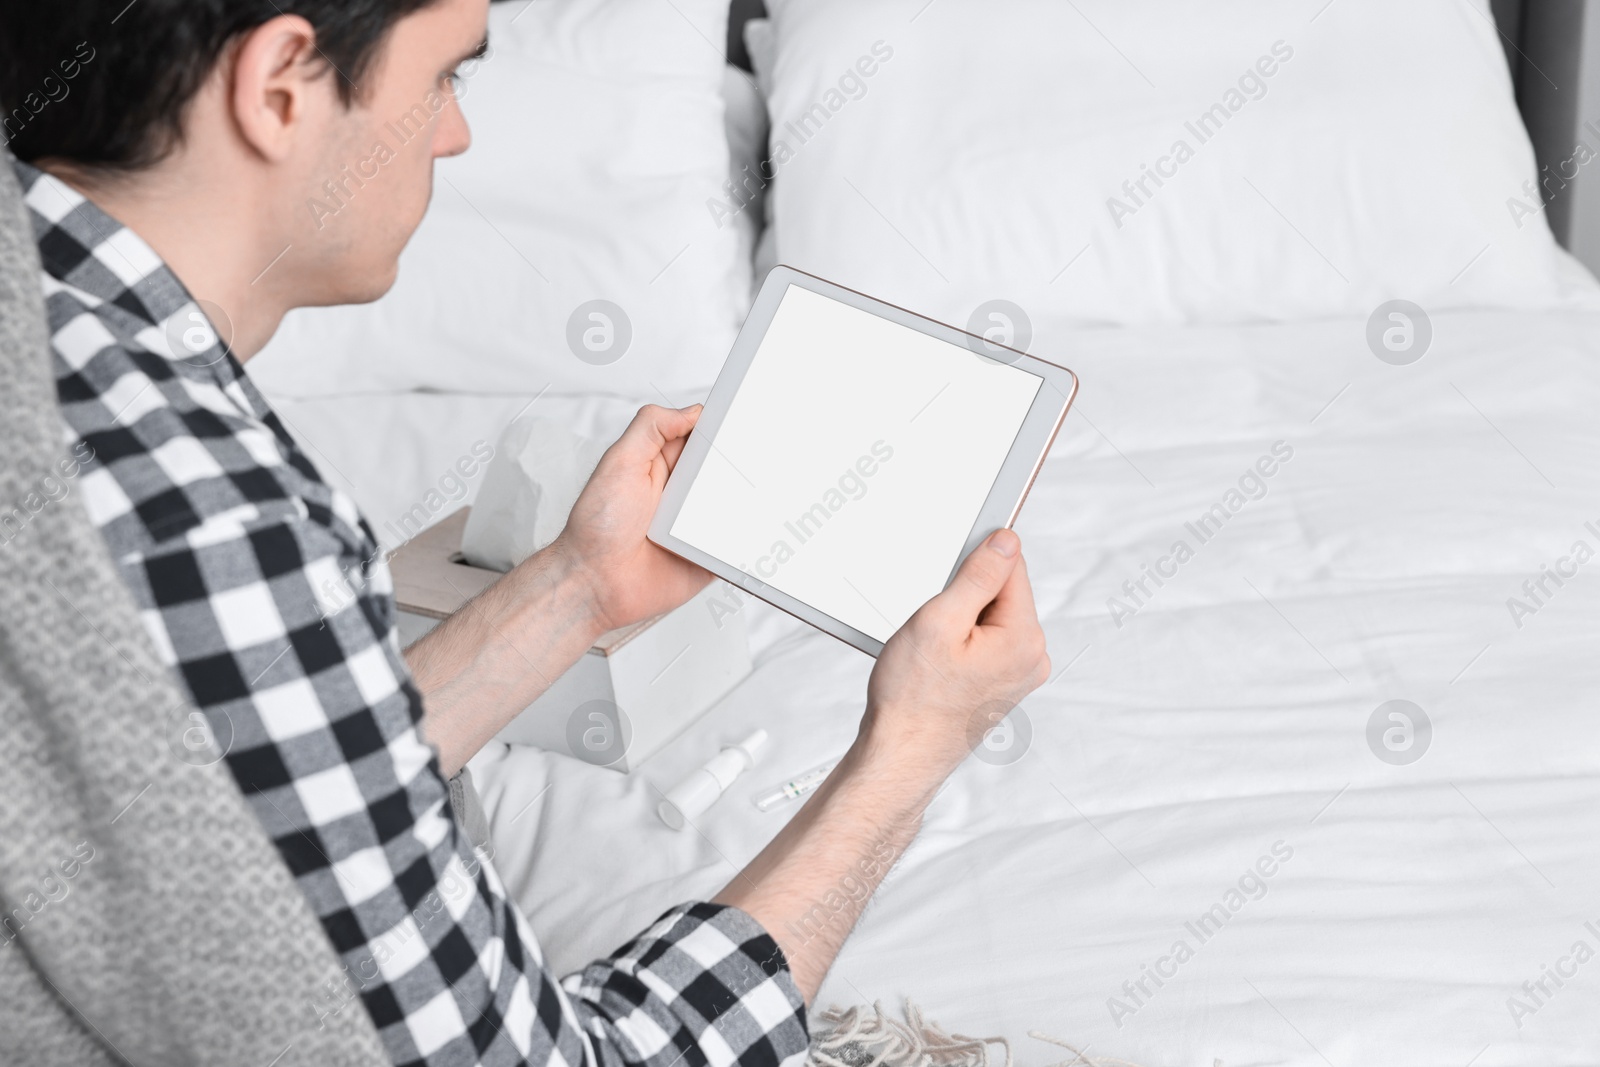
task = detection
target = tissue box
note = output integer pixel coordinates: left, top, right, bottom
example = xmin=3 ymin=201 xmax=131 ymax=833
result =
xmin=390 ymin=508 xmax=752 ymax=772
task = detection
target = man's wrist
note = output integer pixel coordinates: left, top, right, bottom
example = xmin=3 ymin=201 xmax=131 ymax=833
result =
xmin=847 ymin=704 xmax=962 ymax=805
xmin=514 ymin=536 xmax=609 ymax=647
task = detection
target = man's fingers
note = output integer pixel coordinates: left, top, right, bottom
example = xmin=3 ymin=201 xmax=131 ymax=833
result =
xmin=614 ymin=403 xmax=700 ymax=469
xmin=930 ymin=529 xmax=1022 ymax=624
xmin=978 ymin=549 xmax=1038 ymax=628
xmin=628 ymin=403 xmax=699 ymax=446
xmin=662 ymin=433 xmax=689 ymax=470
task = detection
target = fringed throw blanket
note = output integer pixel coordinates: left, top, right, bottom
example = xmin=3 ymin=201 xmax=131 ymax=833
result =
xmin=805 ymin=1001 xmax=1168 ymax=1067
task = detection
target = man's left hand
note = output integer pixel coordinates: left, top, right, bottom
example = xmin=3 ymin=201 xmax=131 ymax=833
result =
xmin=551 ymin=403 xmax=712 ymax=633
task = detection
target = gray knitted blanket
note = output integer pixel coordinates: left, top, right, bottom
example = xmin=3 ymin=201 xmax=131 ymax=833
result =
xmin=0 ymin=156 xmax=388 ymax=1066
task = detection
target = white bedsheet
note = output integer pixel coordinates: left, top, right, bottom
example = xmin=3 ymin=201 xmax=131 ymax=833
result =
xmin=274 ymin=308 xmax=1600 ymax=1065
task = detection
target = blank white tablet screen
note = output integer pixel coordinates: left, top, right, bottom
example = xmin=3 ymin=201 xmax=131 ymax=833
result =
xmin=670 ymin=284 xmax=1043 ymax=644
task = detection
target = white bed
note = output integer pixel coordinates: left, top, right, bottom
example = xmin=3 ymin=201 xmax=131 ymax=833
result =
xmin=276 ymin=307 xmax=1600 ymax=1065
xmin=252 ymin=0 xmax=1600 ymax=1061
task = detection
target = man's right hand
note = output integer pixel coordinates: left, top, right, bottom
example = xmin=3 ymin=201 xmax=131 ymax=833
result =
xmin=861 ymin=528 xmax=1051 ymax=778
xmin=713 ymin=527 xmax=1049 ymax=1001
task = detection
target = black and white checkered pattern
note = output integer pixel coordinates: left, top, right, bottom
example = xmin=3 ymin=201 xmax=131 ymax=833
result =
xmin=17 ymin=159 xmax=809 ymax=1067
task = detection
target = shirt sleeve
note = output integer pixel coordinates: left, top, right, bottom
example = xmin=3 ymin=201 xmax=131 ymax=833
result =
xmin=113 ymin=502 xmax=810 ymax=1067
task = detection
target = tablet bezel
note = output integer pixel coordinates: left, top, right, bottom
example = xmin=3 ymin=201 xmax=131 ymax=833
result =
xmin=647 ymin=265 xmax=1078 ymax=657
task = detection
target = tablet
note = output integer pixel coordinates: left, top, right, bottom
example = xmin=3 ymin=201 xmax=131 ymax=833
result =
xmin=648 ymin=266 xmax=1078 ymax=656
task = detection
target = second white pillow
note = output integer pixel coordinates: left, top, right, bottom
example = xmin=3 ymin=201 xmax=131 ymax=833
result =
xmin=253 ymin=0 xmax=748 ymax=403
xmin=756 ymin=0 xmax=1598 ymax=329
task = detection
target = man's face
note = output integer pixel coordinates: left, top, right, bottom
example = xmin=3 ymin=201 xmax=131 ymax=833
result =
xmin=293 ymin=0 xmax=489 ymax=306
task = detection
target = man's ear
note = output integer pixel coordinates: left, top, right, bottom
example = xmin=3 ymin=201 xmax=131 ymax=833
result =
xmin=228 ymin=14 xmax=335 ymax=163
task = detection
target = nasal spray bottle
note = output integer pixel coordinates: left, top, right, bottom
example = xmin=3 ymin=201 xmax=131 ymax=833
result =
xmin=657 ymin=729 xmax=768 ymax=830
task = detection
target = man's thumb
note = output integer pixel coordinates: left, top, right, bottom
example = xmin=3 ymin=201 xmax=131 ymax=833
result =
xmin=940 ymin=530 xmax=1021 ymax=620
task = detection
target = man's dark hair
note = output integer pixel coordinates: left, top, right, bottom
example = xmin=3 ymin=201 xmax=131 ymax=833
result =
xmin=0 ymin=0 xmax=440 ymax=169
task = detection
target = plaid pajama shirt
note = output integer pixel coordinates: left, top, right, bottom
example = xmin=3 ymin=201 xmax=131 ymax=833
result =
xmin=15 ymin=159 xmax=809 ymax=1067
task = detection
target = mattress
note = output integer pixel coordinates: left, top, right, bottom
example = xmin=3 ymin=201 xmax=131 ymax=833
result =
xmin=273 ymin=306 xmax=1600 ymax=1065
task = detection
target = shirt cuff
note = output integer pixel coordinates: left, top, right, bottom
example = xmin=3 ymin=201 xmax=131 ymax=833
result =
xmin=445 ymin=764 xmax=491 ymax=850
xmin=568 ymin=901 xmax=810 ymax=1067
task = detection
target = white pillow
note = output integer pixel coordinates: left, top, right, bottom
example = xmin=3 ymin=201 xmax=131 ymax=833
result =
xmin=757 ymin=0 xmax=1600 ymax=329
xmin=252 ymin=0 xmax=746 ymax=402
xmin=743 ymin=18 xmax=776 ymax=103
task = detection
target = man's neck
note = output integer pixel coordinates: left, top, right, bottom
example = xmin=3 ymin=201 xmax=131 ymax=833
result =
xmin=39 ymin=158 xmax=291 ymax=362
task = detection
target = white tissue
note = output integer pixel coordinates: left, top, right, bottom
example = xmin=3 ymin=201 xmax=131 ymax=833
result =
xmin=460 ymin=414 xmax=612 ymax=572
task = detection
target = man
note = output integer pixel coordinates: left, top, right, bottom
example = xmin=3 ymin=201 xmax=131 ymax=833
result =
xmin=0 ymin=1 xmax=1050 ymax=1064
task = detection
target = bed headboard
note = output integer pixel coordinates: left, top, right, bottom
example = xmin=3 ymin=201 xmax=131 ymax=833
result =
xmin=727 ymin=0 xmax=766 ymax=72
xmin=1492 ymin=0 xmax=1589 ymax=247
